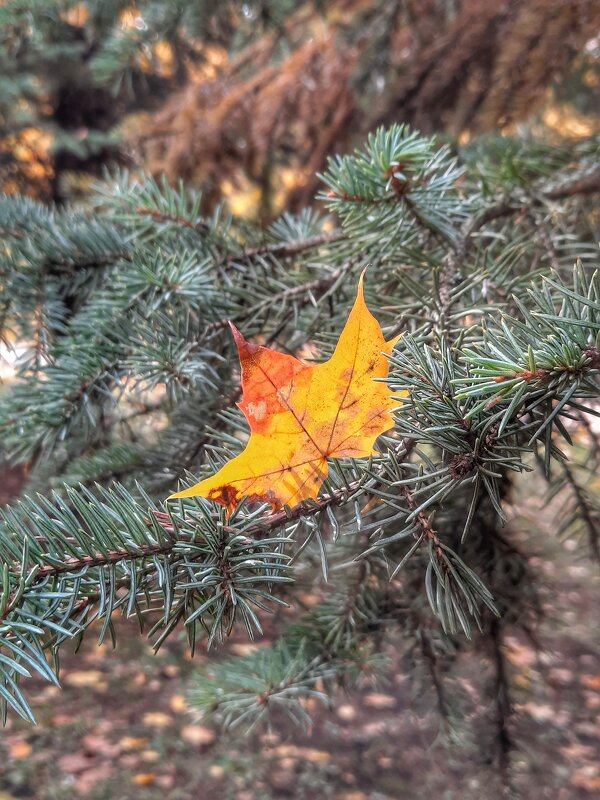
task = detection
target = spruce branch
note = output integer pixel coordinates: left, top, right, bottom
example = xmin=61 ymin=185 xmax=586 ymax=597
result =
xmin=203 ymin=260 xmax=354 ymax=338
xmin=2 ymin=123 xmax=600 ymax=743
xmin=436 ymin=164 xmax=600 ymax=338
xmin=471 ymin=165 xmax=600 ymax=229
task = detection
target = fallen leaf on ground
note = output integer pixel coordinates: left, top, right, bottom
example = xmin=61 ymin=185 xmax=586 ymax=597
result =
xmin=9 ymin=741 xmax=32 ymax=760
xmin=181 ymin=725 xmax=216 ymax=746
xmin=336 ymin=704 xmax=357 ymax=721
xmin=230 ymin=642 xmax=261 ymax=656
xmin=63 ymin=670 xmax=105 ymax=688
xmin=142 ymin=711 xmax=172 ymax=728
xmin=170 ymin=273 xmax=401 ymax=512
xmin=73 ymin=764 xmax=113 ymax=795
xmin=503 ymin=639 xmax=537 ymax=669
xmin=169 ymin=694 xmax=188 ymax=713
xmin=516 ymin=702 xmax=556 ymax=722
xmin=119 ymin=754 xmax=141 ymax=767
xmin=131 ymin=773 xmax=157 ymax=786
xmin=51 ymin=713 xmax=75 ymax=726
xmin=82 ymin=735 xmax=119 ymax=758
xmin=581 ymin=674 xmax=600 ymax=691
xmin=562 ymin=744 xmax=596 ymax=761
xmin=208 ymin=764 xmax=225 ymax=778
xmin=513 ymin=673 xmax=531 ymax=689
xmin=58 ymin=753 xmax=95 ymax=774
xmin=303 ymin=748 xmax=331 ymax=763
xmin=271 ymin=745 xmax=331 ymax=762
xmin=364 ymin=693 xmax=396 ymax=710
xmin=570 ymin=767 xmax=600 ymax=792
xmin=118 ymin=737 xmax=149 ymax=751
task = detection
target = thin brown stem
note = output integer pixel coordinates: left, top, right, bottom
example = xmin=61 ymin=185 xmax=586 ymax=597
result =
xmin=562 ymin=460 xmax=600 ymax=563
xmin=215 ymin=231 xmax=346 ymax=267
xmin=135 ymin=206 xmax=210 ymax=234
xmin=419 ymin=625 xmax=451 ymax=734
xmin=47 ymin=251 xmax=132 ymax=272
xmin=490 ymin=618 xmax=514 ymax=795
xmin=0 ymin=540 xmax=176 ymax=625
xmin=400 ymin=483 xmax=442 ymax=557
xmin=204 ymin=261 xmax=353 ymax=338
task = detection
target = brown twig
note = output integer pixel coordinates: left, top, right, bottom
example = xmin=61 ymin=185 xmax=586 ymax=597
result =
xmin=562 ymin=460 xmax=600 ymax=563
xmin=215 ymin=231 xmax=346 ymax=267
xmin=400 ymin=483 xmax=442 ymax=558
xmin=135 ymin=206 xmax=210 ymax=234
xmin=47 ymin=251 xmax=132 ymax=272
xmin=204 ymin=260 xmax=354 ymax=338
xmin=0 ymin=540 xmax=175 ymax=626
xmin=489 ymin=618 xmax=514 ymax=793
xmin=0 ymin=226 xmax=24 ymax=240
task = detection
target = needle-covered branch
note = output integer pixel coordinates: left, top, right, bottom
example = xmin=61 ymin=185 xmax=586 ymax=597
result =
xmin=1 ymin=124 xmax=600 ymax=734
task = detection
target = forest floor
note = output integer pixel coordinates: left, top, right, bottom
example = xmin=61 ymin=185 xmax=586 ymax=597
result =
xmin=0 ymin=467 xmax=599 ymax=800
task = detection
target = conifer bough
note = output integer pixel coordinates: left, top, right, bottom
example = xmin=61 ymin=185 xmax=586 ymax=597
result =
xmin=0 ymin=126 xmax=599 ymax=758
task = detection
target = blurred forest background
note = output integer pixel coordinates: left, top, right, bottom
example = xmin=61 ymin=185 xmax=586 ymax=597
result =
xmin=2 ymin=0 xmax=600 ymax=211
xmin=1 ymin=1 xmax=600 ymax=799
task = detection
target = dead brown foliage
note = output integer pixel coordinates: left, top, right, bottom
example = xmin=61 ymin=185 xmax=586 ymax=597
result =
xmin=140 ymin=33 xmax=357 ymax=214
xmin=137 ymin=0 xmax=600 ymax=215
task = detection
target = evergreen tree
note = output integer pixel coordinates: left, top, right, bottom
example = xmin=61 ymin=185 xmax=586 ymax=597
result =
xmin=1 ymin=124 xmax=599 ymax=793
xmin=0 ymin=0 xmax=291 ymax=199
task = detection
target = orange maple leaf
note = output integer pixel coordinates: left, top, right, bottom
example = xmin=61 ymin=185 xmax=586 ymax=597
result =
xmin=169 ymin=274 xmax=400 ymax=513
